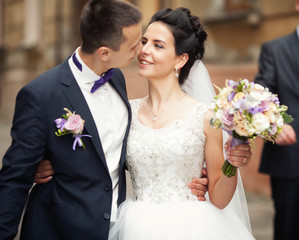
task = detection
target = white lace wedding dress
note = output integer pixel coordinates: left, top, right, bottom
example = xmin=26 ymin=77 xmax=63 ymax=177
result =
xmin=109 ymin=98 xmax=255 ymax=240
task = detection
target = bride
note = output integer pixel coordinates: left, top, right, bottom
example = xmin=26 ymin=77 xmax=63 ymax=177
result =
xmin=108 ymin=7 xmax=255 ymax=240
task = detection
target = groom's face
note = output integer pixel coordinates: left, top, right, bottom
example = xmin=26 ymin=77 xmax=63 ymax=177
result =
xmin=109 ymin=22 xmax=143 ymax=68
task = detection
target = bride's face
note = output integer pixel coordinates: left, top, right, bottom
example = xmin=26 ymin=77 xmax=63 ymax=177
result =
xmin=138 ymin=22 xmax=179 ymax=81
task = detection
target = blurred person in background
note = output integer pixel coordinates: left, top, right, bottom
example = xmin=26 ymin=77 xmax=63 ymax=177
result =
xmin=254 ymin=1 xmax=299 ymax=239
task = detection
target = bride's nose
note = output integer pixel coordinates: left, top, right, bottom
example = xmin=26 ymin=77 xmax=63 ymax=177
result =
xmin=140 ymin=43 xmax=150 ymax=55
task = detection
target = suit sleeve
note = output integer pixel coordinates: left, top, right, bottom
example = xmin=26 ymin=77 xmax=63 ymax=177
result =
xmin=254 ymin=43 xmax=277 ymax=93
xmin=0 ymin=85 xmax=48 ymax=239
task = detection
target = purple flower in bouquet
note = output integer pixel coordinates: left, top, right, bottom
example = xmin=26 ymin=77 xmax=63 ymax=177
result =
xmin=248 ymin=106 xmax=263 ymax=115
xmin=222 ymin=110 xmax=234 ymax=130
xmin=210 ymin=78 xmax=293 ymax=177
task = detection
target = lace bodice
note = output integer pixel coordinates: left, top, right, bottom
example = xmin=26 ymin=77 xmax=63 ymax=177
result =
xmin=126 ymin=98 xmax=209 ymax=203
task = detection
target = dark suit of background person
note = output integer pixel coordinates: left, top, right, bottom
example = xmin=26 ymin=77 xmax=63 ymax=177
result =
xmin=0 ymin=58 xmax=130 ymax=240
xmin=254 ymin=17 xmax=299 ymax=240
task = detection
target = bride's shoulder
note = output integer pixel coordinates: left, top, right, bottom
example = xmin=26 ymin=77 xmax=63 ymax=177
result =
xmin=185 ymin=95 xmax=210 ymax=112
xmin=129 ymin=97 xmax=143 ymax=105
xmin=129 ymin=97 xmax=147 ymax=110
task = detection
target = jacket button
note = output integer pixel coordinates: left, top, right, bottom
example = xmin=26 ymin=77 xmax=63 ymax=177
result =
xmin=104 ymin=213 xmax=110 ymax=220
xmin=105 ymin=184 xmax=111 ymax=191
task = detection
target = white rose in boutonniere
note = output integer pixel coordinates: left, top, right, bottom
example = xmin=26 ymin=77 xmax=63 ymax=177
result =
xmin=55 ymin=108 xmax=91 ymax=150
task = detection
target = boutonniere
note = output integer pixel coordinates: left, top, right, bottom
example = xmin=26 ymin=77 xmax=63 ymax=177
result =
xmin=54 ymin=108 xmax=91 ymax=150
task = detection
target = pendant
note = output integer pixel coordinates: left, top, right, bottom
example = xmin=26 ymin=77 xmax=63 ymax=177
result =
xmin=153 ymin=116 xmax=157 ymax=122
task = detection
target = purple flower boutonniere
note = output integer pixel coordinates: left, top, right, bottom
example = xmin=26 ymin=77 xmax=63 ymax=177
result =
xmin=55 ymin=108 xmax=91 ymax=150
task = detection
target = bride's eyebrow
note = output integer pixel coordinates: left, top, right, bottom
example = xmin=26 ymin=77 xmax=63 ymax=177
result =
xmin=142 ymin=36 xmax=166 ymax=45
xmin=153 ymin=39 xmax=166 ymax=45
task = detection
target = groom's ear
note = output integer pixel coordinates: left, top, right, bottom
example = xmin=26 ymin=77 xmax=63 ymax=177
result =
xmin=175 ymin=53 xmax=189 ymax=70
xmin=96 ymin=47 xmax=111 ymax=61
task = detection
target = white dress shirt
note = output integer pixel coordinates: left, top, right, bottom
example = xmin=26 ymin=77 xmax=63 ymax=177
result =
xmin=297 ymin=25 xmax=299 ymax=39
xmin=68 ymin=47 xmax=128 ymax=221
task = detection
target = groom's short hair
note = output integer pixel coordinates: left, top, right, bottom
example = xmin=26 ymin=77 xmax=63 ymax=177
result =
xmin=80 ymin=0 xmax=142 ymax=53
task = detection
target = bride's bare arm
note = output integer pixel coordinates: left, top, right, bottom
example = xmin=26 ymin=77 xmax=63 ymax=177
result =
xmin=203 ymin=110 xmax=251 ymax=209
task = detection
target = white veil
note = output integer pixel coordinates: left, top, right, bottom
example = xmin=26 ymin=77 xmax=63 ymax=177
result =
xmin=181 ymin=60 xmax=252 ymax=232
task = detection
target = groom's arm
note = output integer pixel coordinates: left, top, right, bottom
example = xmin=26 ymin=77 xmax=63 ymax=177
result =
xmin=35 ymin=161 xmax=209 ymax=201
xmin=0 ymin=85 xmax=47 ymax=239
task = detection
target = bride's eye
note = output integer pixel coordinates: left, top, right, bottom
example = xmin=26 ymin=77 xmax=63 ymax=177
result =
xmin=141 ymin=40 xmax=147 ymax=46
xmin=155 ymin=44 xmax=164 ymax=49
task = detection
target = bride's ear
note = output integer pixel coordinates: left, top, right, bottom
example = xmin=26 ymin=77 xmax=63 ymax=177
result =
xmin=175 ymin=53 xmax=189 ymax=70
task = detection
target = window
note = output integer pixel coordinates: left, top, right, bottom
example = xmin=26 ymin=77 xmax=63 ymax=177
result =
xmin=225 ymin=0 xmax=254 ymax=11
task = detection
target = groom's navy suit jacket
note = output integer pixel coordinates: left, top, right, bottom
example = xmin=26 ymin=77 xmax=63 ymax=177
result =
xmin=0 ymin=58 xmax=131 ymax=240
xmin=255 ymin=30 xmax=299 ymax=179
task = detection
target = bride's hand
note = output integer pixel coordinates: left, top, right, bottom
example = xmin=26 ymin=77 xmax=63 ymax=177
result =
xmin=34 ymin=160 xmax=54 ymax=184
xmin=225 ymin=142 xmax=252 ymax=168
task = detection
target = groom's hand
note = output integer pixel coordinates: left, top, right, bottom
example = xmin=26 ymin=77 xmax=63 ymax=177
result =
xmin=34 ymin=160 xmax=54 ymax=184
xmin=188 ymin=168 xmax=208 ymax=201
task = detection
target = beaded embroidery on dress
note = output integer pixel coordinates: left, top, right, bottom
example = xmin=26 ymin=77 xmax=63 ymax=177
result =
xmin=108 ymin=98 xmax=255 ymax=240
xmin=127 ymin=98 xmax=206 ymax=204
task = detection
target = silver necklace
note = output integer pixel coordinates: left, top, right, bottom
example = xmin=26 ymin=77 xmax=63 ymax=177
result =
xmin=147 ymin=93 xmax=186 ymax=122
xmin=147 ymin=104 xmax=163 ymax=122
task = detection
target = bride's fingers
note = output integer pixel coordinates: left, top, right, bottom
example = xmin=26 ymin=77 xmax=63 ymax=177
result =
xmin=227 ymin=150 xmax=252 ymax=158
xmin=226 ymin=147 xmax=252 ymax=167
xmin=35 ymin=176 xmax=52 ymax=184
xmin=227 ymin=154 xmax=251 ymax=167
xmin=232 ymin=144 xmax=251 ymax=151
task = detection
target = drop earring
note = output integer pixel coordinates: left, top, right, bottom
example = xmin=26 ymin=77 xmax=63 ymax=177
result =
xmin=175 ymin=68 xmax=179 ymax=78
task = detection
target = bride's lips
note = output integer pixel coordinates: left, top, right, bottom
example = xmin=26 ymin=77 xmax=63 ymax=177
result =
xmin=139 ymin=58 xmax=153 ymax=67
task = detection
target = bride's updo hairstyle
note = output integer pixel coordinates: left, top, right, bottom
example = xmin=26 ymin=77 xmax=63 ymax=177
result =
xmin=149 ymin=7 xmax=207 ymax=85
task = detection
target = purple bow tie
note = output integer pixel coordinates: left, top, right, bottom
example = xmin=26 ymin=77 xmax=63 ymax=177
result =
xmin=72 ymin=53 xmax=114 ymax=93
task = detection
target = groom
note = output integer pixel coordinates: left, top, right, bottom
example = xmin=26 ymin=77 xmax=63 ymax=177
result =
xmin=0 ymin=1 xmax=142 ymax=239
xmin=0 ymin=1 xmax=207 ymax=240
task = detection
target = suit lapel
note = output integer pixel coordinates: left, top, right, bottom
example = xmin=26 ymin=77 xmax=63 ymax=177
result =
xmin=109 ymin=71 xmax=132 ymax=167
xmin=59 ymin=60 xmax=109 ymax=170
xmin=289 ymin=31 xmax=299 ymax=90
xmin=109 ymin=73 xmax=131 ymax=110
xmin=290 ymin=31 xmax=299 ymax=71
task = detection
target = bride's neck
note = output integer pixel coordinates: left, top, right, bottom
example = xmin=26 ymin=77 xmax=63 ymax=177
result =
xmin=147 ymin=81 xmax=185 ymax=108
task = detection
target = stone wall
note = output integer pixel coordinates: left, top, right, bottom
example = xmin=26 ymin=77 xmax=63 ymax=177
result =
xmin=0 ymin=0 xmax=81 ymax=120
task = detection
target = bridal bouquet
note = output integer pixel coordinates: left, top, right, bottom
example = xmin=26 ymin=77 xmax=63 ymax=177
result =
xmin=210 ymin=78 xmax=293 ymax=177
